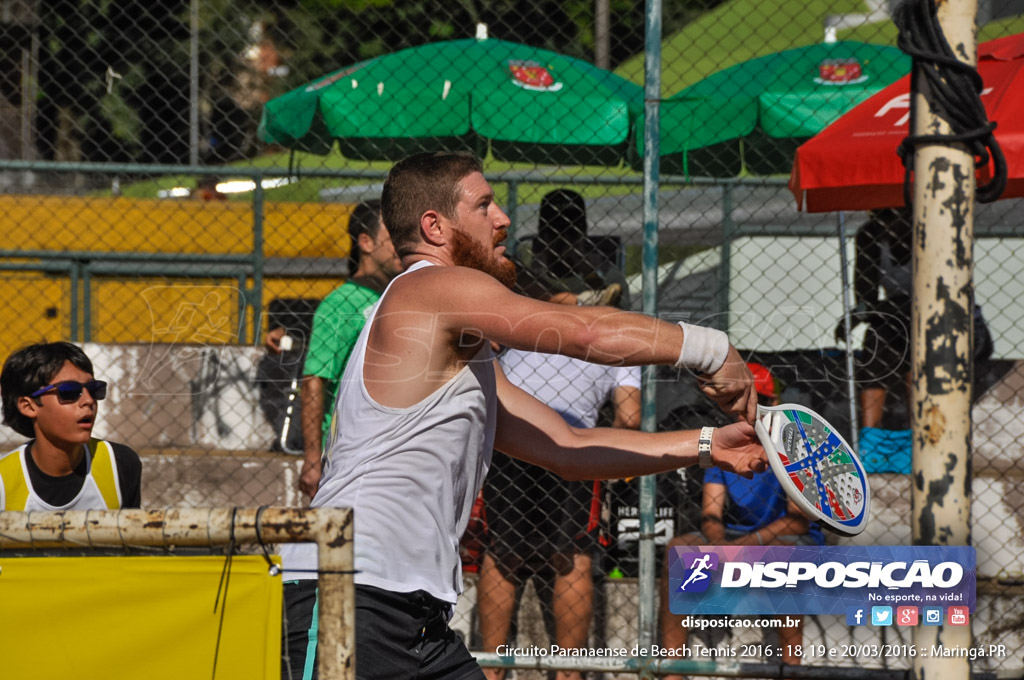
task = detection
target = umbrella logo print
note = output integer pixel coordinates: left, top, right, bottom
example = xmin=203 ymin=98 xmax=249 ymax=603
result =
xmin=508 ymin=61 xmax=563 ymax=92
xmin=815 ymin=59 xmax=867 ymax=86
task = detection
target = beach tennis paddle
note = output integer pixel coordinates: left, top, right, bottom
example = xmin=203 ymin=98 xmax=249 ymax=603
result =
xmin=754 ymin=403 xmax=870 ymax=536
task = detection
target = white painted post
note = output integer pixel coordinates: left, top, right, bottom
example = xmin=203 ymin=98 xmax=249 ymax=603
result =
xmin=908 ymin=2 xmax=978 ymax=679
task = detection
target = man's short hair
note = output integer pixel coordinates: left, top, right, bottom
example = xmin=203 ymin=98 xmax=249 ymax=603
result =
xmin=1 ymin=342 xmax=95 ymax=438
xmin=348 ymin=199 xmax=382 ymax=270
xmin=381 ymin=152 xmax=484 ymax=257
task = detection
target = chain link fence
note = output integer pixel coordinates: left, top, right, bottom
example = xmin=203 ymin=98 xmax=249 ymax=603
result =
xmin=2 ymin=0 xmax=1023 ymax=677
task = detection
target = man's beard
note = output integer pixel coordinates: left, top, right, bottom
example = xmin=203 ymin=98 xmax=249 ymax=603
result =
xmin=451 ymin=228 xmax=517 ymax=289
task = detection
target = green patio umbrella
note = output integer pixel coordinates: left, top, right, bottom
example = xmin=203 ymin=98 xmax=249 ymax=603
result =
xmin=640 ymin=41 xmax=910 ymax=176
xmin=259 ymin=37 xmax=644 ymax=166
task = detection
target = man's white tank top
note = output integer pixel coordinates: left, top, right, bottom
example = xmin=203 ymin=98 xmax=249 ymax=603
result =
xmin=282 ymin=261 xmax=497 ymax=604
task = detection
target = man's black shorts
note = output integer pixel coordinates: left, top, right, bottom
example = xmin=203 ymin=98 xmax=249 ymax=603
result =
xmin=282 ymin=580 xmax=484 ymax=680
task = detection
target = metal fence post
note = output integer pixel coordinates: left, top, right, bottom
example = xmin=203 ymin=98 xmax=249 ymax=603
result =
xmin=189 ymin=0 xmax=200 ymax=167
xmin=249 ymin=176 xmax=265 ymax=345
xmin=69 ymin=259 xmax=80 ymax=343
xmin=639 ymin=0 xmax=663 ymax=672
xmin=717 ymin=183 xmax=734 ymax=333
xmin=83 ymin=263 xmax=93 ymax=343
xmin=837 ymin=211 xmax=859 ymax=451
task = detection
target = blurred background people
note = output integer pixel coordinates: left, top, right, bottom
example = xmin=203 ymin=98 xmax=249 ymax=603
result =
xmin=659 ymin=363 xmax=822 ymax=678
xmin=478 ymin=285 xmax=640 ymax=680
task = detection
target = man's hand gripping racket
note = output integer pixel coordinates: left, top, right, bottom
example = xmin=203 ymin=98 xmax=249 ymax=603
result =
xmin=755 ymin=403 xmax=870 ymax=536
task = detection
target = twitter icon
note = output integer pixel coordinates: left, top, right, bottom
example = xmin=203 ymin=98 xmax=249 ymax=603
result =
xmin=871 ymin=606 xmax=893 ymax=626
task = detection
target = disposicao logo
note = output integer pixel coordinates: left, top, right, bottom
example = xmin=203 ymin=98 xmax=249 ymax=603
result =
xmin=667 ymin=546 xmax=975 ymax=616
xmin=678 ymin=552 xmax=720 ymax=593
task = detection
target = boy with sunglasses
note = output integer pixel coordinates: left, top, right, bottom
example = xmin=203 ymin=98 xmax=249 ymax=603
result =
xmin=0 ymin=342 xmax=141 ymax=511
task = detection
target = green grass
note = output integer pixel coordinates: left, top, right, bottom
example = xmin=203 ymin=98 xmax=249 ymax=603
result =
xmin=838 ymin=12 xmax=1024 ymax=44
xmin=613 ymin=0 xmax=1023 ymax=97
xmin=116 ymin=148 xmax=651 ymax=207
xmin=615 ymin=0 xmax=869 ymax=94
xmin=114 ymin=154 xmax=394 ymax=203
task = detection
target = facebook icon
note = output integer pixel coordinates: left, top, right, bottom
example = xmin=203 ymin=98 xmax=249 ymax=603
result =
xmin=846 ymin=607 xmax=867 ymax=626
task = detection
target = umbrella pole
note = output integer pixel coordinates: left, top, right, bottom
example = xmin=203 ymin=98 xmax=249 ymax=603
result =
xmin=836 ymin=211 xmax=859 ymax=452
xmin=907 ymin=2 xmax=977 ymax=679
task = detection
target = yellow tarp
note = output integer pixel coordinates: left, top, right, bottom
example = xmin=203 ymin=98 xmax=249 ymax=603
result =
xmin=0 ymin=195 xmax=354 ymax=259
xmin=0 ymin=555 xmax=282 ymax=680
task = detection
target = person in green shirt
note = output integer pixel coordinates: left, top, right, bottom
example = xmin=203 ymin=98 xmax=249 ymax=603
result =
xmin=298 ymin=199 xmax=402 ymax=497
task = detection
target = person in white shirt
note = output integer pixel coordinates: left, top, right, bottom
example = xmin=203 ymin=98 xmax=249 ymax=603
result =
xmin=479 ymin=339 xmax=641 ymax=680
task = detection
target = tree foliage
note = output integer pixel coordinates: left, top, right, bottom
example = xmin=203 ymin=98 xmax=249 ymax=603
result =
xmin=36 ymin=0 xmax=191 ymax=163
xmin=25 ymin=0 xmax=712 ymax=165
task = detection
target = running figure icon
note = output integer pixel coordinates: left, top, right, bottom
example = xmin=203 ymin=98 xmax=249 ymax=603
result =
xmin=680 ymin=554 xmax=714 ymax=592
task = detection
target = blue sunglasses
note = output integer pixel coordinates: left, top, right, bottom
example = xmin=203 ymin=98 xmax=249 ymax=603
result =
xmin=30 ymin=380 xmax=108 ymax=404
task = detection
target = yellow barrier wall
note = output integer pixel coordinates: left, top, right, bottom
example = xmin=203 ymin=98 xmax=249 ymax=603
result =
xmin=93 ymin=277 xmax=343 ymax=344
xmin=0 ymin=195 xmax=354 ymax=257
xmin=0 ymin=555 xmax=283 ymax=680
xmin=0 ymin=273 xmax=67 ymax=350
xmin=0 ymin=196 xmax=354 ymax=346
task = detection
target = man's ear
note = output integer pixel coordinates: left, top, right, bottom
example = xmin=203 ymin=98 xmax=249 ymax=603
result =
xmin=419 ymin=209 xmax=446 ymax=247
xmin=356 ymin=231 xmax=375 ymax=255
xmin=16 ymin=396 xmax=40 ymax=420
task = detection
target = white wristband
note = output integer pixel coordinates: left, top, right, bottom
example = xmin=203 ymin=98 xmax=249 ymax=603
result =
xmin=675 ymin=322 xmax=730 ymax=374
xmin=698 ymin=426 xmax=715 ymax=468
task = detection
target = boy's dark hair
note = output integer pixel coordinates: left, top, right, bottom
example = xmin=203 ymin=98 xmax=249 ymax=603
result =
xmin=347 ymin=199 xmax=383 ymax=271
xmin=381 ymin=151 xmax=483 ymax=258
xmin=1 ymin=342 xmax=94 ymax=438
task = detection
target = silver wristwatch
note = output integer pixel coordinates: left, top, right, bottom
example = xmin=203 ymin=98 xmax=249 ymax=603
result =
xmin=698 ymin=426 xmax=715 ymax=468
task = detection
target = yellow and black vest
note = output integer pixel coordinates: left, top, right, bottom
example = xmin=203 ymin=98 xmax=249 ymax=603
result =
xmin=0 ymin=438 xmax=124 ymax=511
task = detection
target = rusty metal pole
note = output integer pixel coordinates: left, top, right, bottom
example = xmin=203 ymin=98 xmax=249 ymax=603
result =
xmin=314 ymin=507 xmax=357 ymax=680
xmin=910 ymin=1 xmax=977 ymax=678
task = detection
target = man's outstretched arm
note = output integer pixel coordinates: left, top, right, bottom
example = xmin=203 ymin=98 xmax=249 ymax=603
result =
xmin=393 ymin=265 xmax=757 ymax=423
xmin=492 ymin=362 xmax=767 ymax=481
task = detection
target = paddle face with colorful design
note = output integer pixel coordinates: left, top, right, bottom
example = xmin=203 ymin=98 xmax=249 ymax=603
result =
xmin=755 ymin=403 xmax=870 ymax=536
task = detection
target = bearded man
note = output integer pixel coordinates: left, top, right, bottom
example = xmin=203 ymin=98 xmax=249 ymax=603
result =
xmin=280 ymin=151 xmax=766 ymax=680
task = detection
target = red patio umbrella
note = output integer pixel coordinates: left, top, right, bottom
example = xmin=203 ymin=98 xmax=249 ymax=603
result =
xmin=790 ymin=32 xmax=1024 ymax=212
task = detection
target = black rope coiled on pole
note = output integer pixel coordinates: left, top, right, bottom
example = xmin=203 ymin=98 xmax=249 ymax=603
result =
xmin=893 ymin=0 xmax=1007 ymax=206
